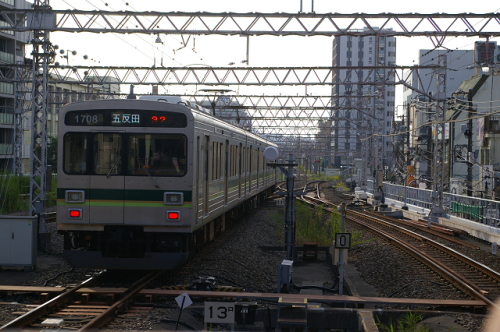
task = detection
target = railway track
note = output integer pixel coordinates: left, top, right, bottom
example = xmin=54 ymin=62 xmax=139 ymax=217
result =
xmin=0 ymin=271 xmax=161 ymax=331
xmin=300 ymin=190 xmax=500 ymax=309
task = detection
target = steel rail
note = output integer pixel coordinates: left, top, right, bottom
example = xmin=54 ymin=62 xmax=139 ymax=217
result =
xmin=299 ymin=195 xmax=498 ymax=308
xmin=0 ymin=272 xmax=105 ymax=330
xmin=345 ymin=212 xmax=496 ymax=308
xmin=77 ymin=271 xmax=162 ymax=332
xmin=306 ymin=194 xmax=478 ymax=249
xmin=361 ymin=209 xmax=477 ymax=248
xmin=348 ymin=210 xmax=500 ymax=285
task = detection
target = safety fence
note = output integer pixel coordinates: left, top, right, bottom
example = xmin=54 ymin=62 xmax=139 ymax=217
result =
xmin=367 ymin=179 xmax=500 ymax=227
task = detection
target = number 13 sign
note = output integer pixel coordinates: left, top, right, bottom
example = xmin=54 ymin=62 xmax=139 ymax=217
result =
xmin=204 ymin=302 xmax=235 ymax=324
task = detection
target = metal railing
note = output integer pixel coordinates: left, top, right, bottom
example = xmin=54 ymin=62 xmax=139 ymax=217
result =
xmin=0 ymin=0 xmax=15 ymax=6
xmin=0 ymin=50 xmax=14 ymax=63
xmin=0 ymin=20 xmax=14 ymax=35
xmin=0 ymin=82 xmax=13 ymax=95
xmin=0 ymin=143 xmax=13 ymax=155
xmin=0 ymin=112 xmax=13 ymax=125
xmin=372 ymin=180 xmax=500 ymax=228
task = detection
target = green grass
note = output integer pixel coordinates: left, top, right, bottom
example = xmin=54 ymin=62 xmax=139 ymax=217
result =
xmin=376 ymin=311 xmax=430 ymax=332
xmin=0 ymin=173 xmax=57 ymax=214
xmin=294 ymin=201 xmax=371 ymax=247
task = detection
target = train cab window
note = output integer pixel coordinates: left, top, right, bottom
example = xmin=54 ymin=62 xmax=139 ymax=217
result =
xmin=127 ymin=134 xmax=187 ymax=177
xmin=93 ymin=133 xmax=123 ymax=175
xmin=63 ymin=133 xmax=88 ymax=174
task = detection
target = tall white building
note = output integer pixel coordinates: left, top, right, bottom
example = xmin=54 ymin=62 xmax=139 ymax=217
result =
xmin=331 ymin=28 xmax=396 ymax=170
xmin=0 ymin=0 xmax=31 ymax=172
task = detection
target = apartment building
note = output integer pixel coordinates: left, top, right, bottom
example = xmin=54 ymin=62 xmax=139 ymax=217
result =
xmin=331 ymin=28 xmax=396 ymax=170
xmin=0 ymin=0 xmax=30 ymax=172
xmin=402 ymin=49 xmax=474 ymax=184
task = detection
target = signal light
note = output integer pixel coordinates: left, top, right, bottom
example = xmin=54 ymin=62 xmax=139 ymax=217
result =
xmin=69 ymin=210 xmax=80 ymax=218
xmin=168 ymin=212 xmax=179 ymax=220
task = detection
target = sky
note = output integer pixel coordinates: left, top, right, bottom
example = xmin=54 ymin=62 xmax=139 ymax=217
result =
xmin=41 ymin=0 xmax=500 ymax=105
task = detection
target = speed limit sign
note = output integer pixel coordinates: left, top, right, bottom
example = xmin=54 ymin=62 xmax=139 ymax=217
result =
xmin=335 ymin=233 xmax=351 ymax=249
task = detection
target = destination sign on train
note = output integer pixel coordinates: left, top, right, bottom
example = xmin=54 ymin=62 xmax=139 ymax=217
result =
xmin=65 ymin=110 xmax=187 ymax=128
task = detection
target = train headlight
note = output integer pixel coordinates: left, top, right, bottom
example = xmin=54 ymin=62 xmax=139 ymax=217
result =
xmin=65 ymin=190 xmax=85 ymax=203
xmin=166 ymin=210 xmax=181 ymax=221
xmin=164 ymin=192 xmax=184 ymax=205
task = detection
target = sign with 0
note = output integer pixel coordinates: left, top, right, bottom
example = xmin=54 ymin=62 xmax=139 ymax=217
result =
xmin=335 ymin=233 xmax=352 ymax=249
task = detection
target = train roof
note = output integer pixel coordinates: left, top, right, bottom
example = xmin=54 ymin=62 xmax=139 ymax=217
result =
xmin=58 ymin=99 xmax=277 ymax=148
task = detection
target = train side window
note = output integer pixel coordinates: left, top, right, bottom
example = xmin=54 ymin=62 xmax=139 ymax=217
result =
xmin=93 ymin=133 xmax=123 ymax=175
xmin=63 ymin=133 xmax=88 ymax=174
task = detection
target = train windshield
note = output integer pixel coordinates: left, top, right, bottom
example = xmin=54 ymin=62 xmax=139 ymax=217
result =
xmin=63 ymin=133 xmax=88 ymax=174
xmin=63 ymin=133 xmax=187 ymax=177
xmin=93 ymin=133 xmax=122 ymax=175
xmin=127 ymin=134 xmax=187 ymax=177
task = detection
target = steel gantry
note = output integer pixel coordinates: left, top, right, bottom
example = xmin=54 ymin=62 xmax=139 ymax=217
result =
xmin=1 ymin=9 xmax=499 ymax=219
xmin=1 ymin=64 xmax=440 ymax=88
xmin=0 ymin=11 xmax=500 ymax=39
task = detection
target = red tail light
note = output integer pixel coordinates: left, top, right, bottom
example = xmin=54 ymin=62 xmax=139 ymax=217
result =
xmin=69 ymin=210 xmax=80 ymax=218
xmin=168 ymin=212 xmax=179 ymax=219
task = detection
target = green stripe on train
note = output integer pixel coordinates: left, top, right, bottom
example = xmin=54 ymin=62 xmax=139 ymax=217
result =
xmin=57 ymin=188 xmax=192 ymax=201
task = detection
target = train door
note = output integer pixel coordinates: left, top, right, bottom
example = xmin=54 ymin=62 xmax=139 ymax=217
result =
xmin=89 ymin=131 xmax=124 ymax=224
xmin=196 ymin=136 xmax=203 ymax=220
xmin=257 ymin=148 xmax=260 ymax=188
xmin=204 ymin=135 xmax=210 ymax=215
xmin=248 ymin=145 xmax=252 ymax=193
xmin=224 ymin=140 xmax=229 ymax=205
xmin=238 ymin=143 xmax=242 ymax=198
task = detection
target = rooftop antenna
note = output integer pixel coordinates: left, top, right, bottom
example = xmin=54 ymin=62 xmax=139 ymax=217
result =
xmin=127 ymin=84 xmax=136 ymax=99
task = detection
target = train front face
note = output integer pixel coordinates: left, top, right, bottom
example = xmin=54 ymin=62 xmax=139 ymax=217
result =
xmin=57 ymin=100 xmax=194 ymax=270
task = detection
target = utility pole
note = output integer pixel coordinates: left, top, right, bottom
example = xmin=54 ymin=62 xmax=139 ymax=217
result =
xmin=28 ymin=1 xmax=56 ymax=250
xmin=429 ymin=55 xmax=447 ymax=221
xmin=467 ymin=89 xmax=473 ymax=197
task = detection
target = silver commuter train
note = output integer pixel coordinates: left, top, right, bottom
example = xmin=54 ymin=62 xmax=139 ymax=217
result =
xmin=57 ymin=97 xmax=278 ymax=269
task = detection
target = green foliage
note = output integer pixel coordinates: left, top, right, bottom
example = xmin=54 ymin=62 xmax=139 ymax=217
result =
xmin=0 ymin=173 xmax=57 ymax=214
xmin=0 ymin=172 xmax=30 ymax=214
xmin=334 ymin=181 xmax=349 ymax=192
xmin=295 ymin=202 xmax=333 ymax=246
xmin=295 ymin=201 xmax=371 ymax=248
xmin=376 ymin=311 xmax=430 ymax=332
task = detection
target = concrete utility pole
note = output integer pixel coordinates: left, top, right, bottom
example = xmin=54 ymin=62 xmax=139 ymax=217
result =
xmin=28 ymin=1 xmax=56 ymax=247
xmin=467 ymin=89 xmax=473 ymax=197
xmin=429 ymin=54 xmax=447 ymax=222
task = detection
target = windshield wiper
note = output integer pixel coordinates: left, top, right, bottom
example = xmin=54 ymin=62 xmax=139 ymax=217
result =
xmin=107 ymin=156 xmax=121 ymax=178
xmin=137 ymin=159 xmax=160 ymax=188
xmin=143 ymin=165 xmax=160 ymax=188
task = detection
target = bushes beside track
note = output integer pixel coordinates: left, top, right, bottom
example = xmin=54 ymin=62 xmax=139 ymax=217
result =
xmin=0 ymin=173 xmax=56 ymax=214
xmin=295 ymin=201 xmax=368 ymax=247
